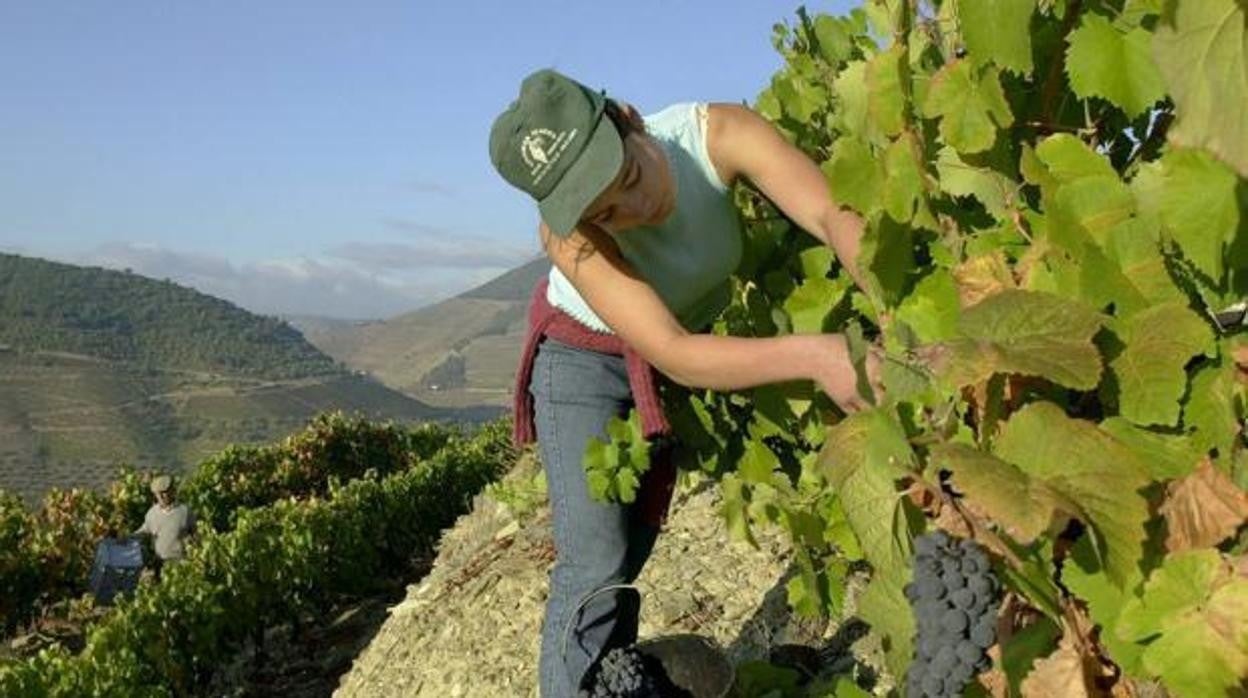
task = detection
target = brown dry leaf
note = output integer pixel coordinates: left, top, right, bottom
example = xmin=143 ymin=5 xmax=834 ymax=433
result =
xmin=1020 ymin=635 xmax=1092 ymax=698
xmin=953 ymin=251 xmax=1016 ymax=308
xmin=1159 ymin=457 xmax=1248 ymax=552
xmin=1234 ymin=343 xmax=1248 ymax=386
xmin=933 ymin=499 xmax=974 ymax=539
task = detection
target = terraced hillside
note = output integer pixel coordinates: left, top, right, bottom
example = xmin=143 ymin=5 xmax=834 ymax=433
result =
xmin=0 ymin=254 xmax=496 ymax=504
xmin=297 ymin=256 xmax=550 ymax=409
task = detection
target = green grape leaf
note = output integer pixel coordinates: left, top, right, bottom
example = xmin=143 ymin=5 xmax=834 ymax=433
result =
xmin=937 ymin=290 xmax=1105 ymax=390
xmin=856 ymin=574 xmax=915 ymax=682
xmin=845 ymin=320 xmax=876 ymax=405
xmin=1077 ymin=242 xmax=1151 ymax=315
xmin=772 ymin=73 xmax=828 ymax=124
xmin=719 ymin=474 xmax=758 ymax=548
xmin=1100 ymin=417 xmax=1205 ymax=479
xmin=958 ymin=0 xmax=1036 ymax=75
xmin=1060 ymin=537 xmax=1148 ymax=677
xmin=859 ymin=215 xmax=916 ymax=307
xmin=782 ymin=276 xmax=845 ymax=334
xmin=882 ymin=132 xmax=926 ymax=223
xmin=896 ymin=269 xmax=961 ymax=343
xmin=995 ymin=403 xmax=1151 ymax=588
xmin=935 ymin=146 xmax=1016 ymax=220
xmin=1102 ymin=217 xmax=1187 ymax=311
xmin=1153 ymin=147 xmax=1241 ymax=282
xmin=921 ymin=59 xmax=1014 ymax=154
xmin=933 ymin=444 xmax=1081 ymax=543
xmin=1152 ymin=0 xmax=1248 ymax=176
xmin=1116 ymin=549 xmax=1248 ymax=698
xmin=822 ymin=137 xmax=883 ymax=215
xmin=739 ymin=440 xmax=780 ymax=484
xmin=1110 ymin=301 xmax=1214 ymax=426
xmin=866 ymin=44 xmax=906 ymax=138
xmin=1033 ymin=133 xmax=1116 ymax=181
xmin=813 ymin=14 xmax=855 ymax=66
xmin=1045 ymin=175 xmax=1136 ymax=253
xmin=1065 ymin=12 xmax=1166 ymax=118
xmin=817 ymin=410 xmax=918 ymax=578
xmin=798 ymin=245 xmax=835 ymax=279
xmin=832 ymin=60 xmax=869 ymax=135
xmin=1185 ymin=355 xmax=1242 ymax=456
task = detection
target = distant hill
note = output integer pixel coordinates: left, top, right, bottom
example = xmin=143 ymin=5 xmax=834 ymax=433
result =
xmin=299 ymin=256 xmax=550 ymax=409
xmin=0 ymin=253 xmax=342 ymax=380
xmin=0 ymin=254 xmax=500 ymax=505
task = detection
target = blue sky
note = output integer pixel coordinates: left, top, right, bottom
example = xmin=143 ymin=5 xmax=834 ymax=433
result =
xmin=0 ymin=1 xmax=856 ymax=318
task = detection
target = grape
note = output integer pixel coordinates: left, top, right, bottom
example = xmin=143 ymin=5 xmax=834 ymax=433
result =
xmin=941 ymin=570 xmax=966 ymax=591
xmin=942 ymin=608 xmax=969 ymax=633
xmin=951 ymin=588 xmax=976 ymax=609
xmin=578 ymin=646 xmax=689 ymax=698
xmin=971 ymin=619 xmax=997 ymax=649
xmin=905 ymin=532 xmax=1002 ymax=698
xmin=967 ymin=574 xmax=992 ymax=596
xmin=940 ymin=556 xmax=960 ymax=574
xmin=956 ymin=640 xmax=981 ymax=664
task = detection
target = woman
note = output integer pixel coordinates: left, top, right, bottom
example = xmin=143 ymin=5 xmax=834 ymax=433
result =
xmin=489 ymin=69 xmax=880 ymax=696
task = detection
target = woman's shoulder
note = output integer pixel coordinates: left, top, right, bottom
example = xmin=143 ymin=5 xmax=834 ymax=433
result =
xmin=642 ymin=102 xmax=703 ymax=137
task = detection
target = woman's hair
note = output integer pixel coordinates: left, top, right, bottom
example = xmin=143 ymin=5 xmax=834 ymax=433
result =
xmin=603 ymin=99 xmax=640 ymax=139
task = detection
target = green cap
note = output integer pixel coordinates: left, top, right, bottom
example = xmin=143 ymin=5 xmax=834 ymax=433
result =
xmin=489 ymin=69 xmax=623 ymax=237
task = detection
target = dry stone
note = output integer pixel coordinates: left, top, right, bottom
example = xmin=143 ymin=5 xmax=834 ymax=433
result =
xmin=335 ymin=454 xmax=884 ymax=697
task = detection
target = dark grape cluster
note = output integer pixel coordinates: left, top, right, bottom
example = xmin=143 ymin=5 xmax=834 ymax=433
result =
xmin=578 ymin=646 xmax=690 ymax=698
xmin=904 ymin=531 xmax=1001 ymax=698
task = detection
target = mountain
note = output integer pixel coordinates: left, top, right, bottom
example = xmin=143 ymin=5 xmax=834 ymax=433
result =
xmin=0 ymin=253 xmax=498 ymax=505
xmin=297 ymin=256 xmax=551 ymax=409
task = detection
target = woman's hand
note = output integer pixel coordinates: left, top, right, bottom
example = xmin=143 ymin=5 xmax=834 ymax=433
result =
xmin=811 ymin=334 xmax=885 ymax=413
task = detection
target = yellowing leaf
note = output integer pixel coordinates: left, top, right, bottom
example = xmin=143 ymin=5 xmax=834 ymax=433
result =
xmin=1152 ymin=0 xmax=1248 ymax=176
xmin=1066 ymin=12 xmax=1166 ymax=118
xmin=953 ymin=252 xmax=1016 ymax=308
xmin=1159 ymin=457 xmax=1248 ymax=553
xmin=921 ymin=60 xmax=1014 ymax=154
xmin=933 ymin=444 xmax=1080 ymax=543
xmin=817 ymin=410 xmax=917 ymax=579
xmin=1117 ymin=549 xmax=1248 ymax=698
xmin=996 ymin=403 xmax=1151 ymax=588
xmin=1109 ymin=302 xmax=1214 ymax=426
xmin=937 ymin=290 xmax=1104 ymax=390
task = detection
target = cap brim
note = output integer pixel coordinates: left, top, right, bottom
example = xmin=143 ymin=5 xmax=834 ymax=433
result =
xmin=538 ymin=119 xmax=623 ymax=237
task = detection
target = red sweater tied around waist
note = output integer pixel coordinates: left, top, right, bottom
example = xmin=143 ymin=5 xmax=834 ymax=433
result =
xmin=512 ymin=277 xmax=677 ymax=528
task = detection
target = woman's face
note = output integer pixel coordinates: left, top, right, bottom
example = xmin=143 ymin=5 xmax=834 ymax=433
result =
xmin=579 ymin=104 xmax=676 ymax=234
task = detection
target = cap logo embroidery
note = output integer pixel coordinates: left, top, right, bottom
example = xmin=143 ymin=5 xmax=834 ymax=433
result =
xmin=521 ymin=128 xmax=577 ymax=185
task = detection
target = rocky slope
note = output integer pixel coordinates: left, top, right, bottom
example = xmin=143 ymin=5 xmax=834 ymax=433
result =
xmin=334 ymin=454 xmax=887 ymax=697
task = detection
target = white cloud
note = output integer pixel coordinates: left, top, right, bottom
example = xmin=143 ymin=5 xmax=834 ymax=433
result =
xmin=67 ymin=242 xmax=494 ymax=320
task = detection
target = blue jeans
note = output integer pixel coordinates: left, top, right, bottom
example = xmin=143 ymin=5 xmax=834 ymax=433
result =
xmin=530 ymin=337 xmax=661 ymax=697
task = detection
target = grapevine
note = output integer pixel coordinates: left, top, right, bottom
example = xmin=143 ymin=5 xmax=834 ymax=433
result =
xmin=587 ymin=1 xmax=1248 ymax=695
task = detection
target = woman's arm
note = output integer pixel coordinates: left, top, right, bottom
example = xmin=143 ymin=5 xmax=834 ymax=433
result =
xmin=541 ymin=223 xmax=876 ymax=411
xmin=705 ymin=103 xmax=871 ymax=294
